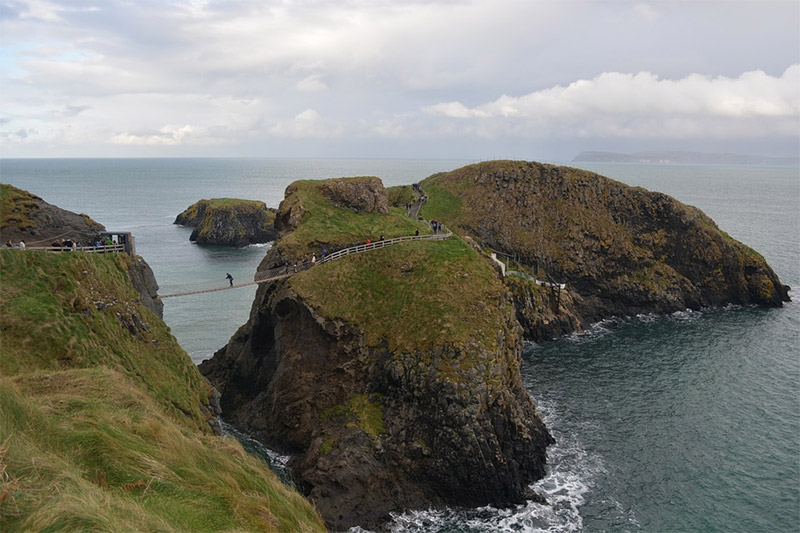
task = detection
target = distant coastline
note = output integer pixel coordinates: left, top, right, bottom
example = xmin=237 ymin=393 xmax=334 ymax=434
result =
xmin=573 ymin=150 xmax=799 ymax=166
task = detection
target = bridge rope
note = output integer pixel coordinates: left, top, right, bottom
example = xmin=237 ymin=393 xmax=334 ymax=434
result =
xmin=159 ymin=230 xmax=452 ymax=299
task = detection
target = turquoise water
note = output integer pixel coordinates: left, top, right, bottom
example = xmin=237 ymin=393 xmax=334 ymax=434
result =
xmin=2 ymin=158 xmax=798 ymax=532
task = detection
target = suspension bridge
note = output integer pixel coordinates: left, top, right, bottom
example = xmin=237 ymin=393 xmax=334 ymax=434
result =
xmin=159 ymin=229 xmax=453 ymax=299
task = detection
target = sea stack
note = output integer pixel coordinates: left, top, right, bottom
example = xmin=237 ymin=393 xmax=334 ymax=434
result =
xmin=174 ymin=198 xmax=278 ymax=246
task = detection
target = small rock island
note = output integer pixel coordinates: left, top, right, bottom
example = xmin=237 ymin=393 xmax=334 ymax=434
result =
xmin=174 ymin=198 xmax=278 ymax=246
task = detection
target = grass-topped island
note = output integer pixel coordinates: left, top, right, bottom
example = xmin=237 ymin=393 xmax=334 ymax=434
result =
xmin=199 ymin=176 xmax=553 ymax=530
xmin=175 ymin=198 xmax=278 ymax=246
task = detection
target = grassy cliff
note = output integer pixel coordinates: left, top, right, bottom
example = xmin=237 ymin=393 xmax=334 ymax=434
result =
xmin=419 ymin=160 xmax=789 ymax=322
xmin=202 ymin=177 xmax=552 ymax=529
xmin=0 ymin=250 xmax=324 ymax=532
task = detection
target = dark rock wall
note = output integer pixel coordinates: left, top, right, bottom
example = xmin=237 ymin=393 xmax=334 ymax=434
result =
xmin=126 ymin=255 xmax=163 ymax=318
xmin=200 ymin=276 xmax=551 ymax=530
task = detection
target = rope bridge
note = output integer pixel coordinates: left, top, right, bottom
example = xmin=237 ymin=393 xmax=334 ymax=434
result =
xmin=159 ymin=230 xmax=452 ymax=299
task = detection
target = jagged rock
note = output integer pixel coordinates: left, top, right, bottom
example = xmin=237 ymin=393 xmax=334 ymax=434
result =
xmin=318 ymin=177 xmax=390 ymax=214
xmin=126 ymin=255 xmax=163 ymax=318
xmin=174 ymin=198 xmax=277 ymax=246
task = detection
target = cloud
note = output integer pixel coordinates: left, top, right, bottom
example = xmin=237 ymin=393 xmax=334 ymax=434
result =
xmin=296 ymin=75 xmax=328 ymax=93
xmin=1 ymin=1 xmax=798 ymax=157
xmin=110 ymin=124 xmax=195 ymax=145
xmin=418 ymin=65 xmax=800 ymax=139
xmin=633 ymin=3 xmax=660 ymax=22
xmin=268 ymin=109 xmax=344 ymax=139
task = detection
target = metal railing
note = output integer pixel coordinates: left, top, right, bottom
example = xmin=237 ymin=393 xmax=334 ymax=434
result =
xmin=12 ymin=244 xmax=127 ymax=254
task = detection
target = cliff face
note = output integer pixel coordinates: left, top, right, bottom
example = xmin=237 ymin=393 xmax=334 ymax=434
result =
xmin=0 ymin=249 xmax=324 ymax=532
xmin=200 ymin=177 xmax=552 ymax=530
xmin=174 ymin=198 xmax=278 ymax=246
xmin=1 ymin=183 xmax=105 ymax=245
xmin=421 ymin=161 xmax=790 ymax=327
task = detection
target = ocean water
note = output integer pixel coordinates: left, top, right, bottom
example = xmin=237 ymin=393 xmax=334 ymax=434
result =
xmin=2 ymin=158 xmax=798 ymax=532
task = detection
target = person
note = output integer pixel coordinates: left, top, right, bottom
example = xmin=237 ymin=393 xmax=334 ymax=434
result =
xmin=18 ymin=240 xmax=25 ymax=249
xmin=366 ymin=238 xmax=371 ymax=245
xmin=226 ymin=273 xmax=234 ymax=286
xmin=311 ymin=253 xmax=316 ymax=266
xmin=437 ymin=221 xmax=443 ymax=233
xmin=5 ymin=240 xmax=12 ymax=248
xmin=415 ymin=229 xmax=419 ymax=237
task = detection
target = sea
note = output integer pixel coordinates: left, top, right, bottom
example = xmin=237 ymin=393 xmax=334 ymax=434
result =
xmin=2 ymin=158 xmax=798 ymax=532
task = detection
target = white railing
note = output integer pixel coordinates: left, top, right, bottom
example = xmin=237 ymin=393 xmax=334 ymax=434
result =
xmin=319 ymin=231 xmax=451 ymax=264
xmin=21 ymin=244 xmax=127 ymax=254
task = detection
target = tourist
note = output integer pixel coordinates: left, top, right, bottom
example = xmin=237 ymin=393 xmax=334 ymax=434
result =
xmin=226 ymin=273 xmax=234 ymax=286
xmin=311 ymin=254 xmax=316 ymax=266
xmin=5 ymin=240 xmax=12 ymax=247
xmin=18 ymin=240 xmax=25 ymax=249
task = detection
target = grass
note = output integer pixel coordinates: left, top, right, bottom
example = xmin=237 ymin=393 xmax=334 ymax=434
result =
xmin=0 ymin=249 xmax=325 ymax=532
xmin=320 ymin=394 xmax=385 ymax=438
xmin=289 ymin=238 xmax=512 ymax=354
xmin=386 ymin=185 xmax=417 ymax=208
xmin=276 ymin=179 xmax=431 ymax=258
xmin=1 ymin=184 xmax=42 ymax=232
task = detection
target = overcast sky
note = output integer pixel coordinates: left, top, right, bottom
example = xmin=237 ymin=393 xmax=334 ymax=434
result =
xmin=1 ymin=0 xmax=798 ymax=160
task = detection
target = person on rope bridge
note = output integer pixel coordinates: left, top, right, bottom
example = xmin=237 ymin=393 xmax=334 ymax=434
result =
xmin=226 ymin=273 xmax=233 ymax=287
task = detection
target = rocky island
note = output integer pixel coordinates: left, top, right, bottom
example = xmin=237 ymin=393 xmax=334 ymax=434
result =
xmin=419 ymin=161 xmax=790 ymax=338
xmin=174 ymin=198 xmax=278 ymax=246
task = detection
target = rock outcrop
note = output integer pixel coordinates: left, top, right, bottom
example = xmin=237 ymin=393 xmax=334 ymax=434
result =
xmin=318 ymin=177 xmax=390 ymax=214
xmin=420 ymin=161 xmax=790 ymax=330
xmin=200 ymin=177 xmax=552 ymax=530
xmin=126 ymin=255 xmax=164 ymax=318
xmin=174 ymin=198 xmax=278 ymax=246
xmin=1 ymin=183 xmax=105 ymax=245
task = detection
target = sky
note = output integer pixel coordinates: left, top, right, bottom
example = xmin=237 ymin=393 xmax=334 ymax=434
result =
xmin=1 ymin=0 xmax=798 ymax=160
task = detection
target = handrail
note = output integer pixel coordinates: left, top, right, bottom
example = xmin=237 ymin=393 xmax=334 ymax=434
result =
xmin=160 ymin=229 xmax=453 ymax=298
xmin=12 ymin=244 xmax=126 ymax=254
